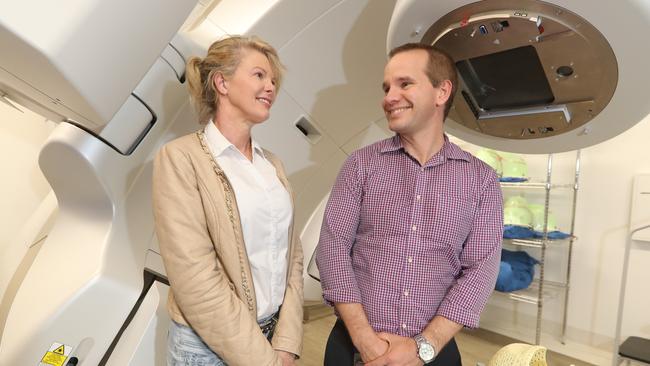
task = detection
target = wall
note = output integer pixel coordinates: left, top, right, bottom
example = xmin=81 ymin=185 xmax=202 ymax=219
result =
xmin=572 ymin=115 xmax=650 ymax=341
xmin=0 ymin=102 xmax=55 ymax=253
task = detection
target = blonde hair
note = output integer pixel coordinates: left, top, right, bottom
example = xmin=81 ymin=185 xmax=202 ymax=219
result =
xmin=185 ymin=35 xmax=285 ymax=124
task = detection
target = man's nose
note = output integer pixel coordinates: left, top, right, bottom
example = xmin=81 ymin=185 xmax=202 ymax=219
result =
xmin=383 ymin=88 xmax=399 ymax=106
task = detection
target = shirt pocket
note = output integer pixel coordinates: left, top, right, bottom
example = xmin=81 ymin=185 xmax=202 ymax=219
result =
xmin=420 ymin=193 xmax=477 ymax=253
xmin=360 ymin=186 xmax=412 ymax=237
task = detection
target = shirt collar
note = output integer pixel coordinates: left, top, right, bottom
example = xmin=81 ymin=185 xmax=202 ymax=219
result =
xmin=204 ymin=120 xmax=265 ymax=159
xmin=379 ymin=134 xmax=471 ymax=163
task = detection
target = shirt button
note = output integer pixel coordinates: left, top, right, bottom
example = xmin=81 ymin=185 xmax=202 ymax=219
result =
xmin=404 ymin=289 xmax=409 ymax=297
xmin=407 ymin=256 xmax=413 ymax=263
xmin=412 ymin=225 xmax=417 ymax=231
xmin=420 ymin=167 xmax=425 ymax=172
xmin=416 ymin=195 xmax=421 ymax=201
xmin=402 ymin=323 xmax=407 ymax=329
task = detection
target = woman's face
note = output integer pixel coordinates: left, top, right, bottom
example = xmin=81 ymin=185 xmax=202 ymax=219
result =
xmin=224 ymin=49 xmax=277 ymax=124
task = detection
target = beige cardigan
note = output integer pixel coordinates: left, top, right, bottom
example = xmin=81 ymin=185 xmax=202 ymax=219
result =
xmin=152 ymin=131 xmax=303 ymax=365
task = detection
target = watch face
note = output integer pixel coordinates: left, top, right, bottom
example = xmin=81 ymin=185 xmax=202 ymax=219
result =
xmin=419 ymin=343 xmax=435 ymax=361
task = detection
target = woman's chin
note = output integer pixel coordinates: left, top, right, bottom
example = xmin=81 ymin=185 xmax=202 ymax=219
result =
xmin=254 ymin=111 xmax=271 ymax=124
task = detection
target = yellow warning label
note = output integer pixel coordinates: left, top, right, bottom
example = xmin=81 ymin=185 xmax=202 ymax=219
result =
xmin=53 ymin=345 xmax=65 ymax=355
xmin=41 ymin=351 xmax=66 ymax=366
xmin=40 ymin=342 xmax=72 ymax=366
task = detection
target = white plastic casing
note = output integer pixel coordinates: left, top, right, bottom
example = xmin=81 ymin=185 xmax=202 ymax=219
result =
xmin=0 ymin=0 xmax=197 ymax=131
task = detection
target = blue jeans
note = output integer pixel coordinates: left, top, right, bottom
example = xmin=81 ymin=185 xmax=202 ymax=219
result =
xmin=167 ymin=316 xmax=275 ymax=366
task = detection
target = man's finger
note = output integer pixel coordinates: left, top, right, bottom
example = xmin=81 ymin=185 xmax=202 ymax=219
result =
xmin=364 ymin=354 xmax=387 ymax=366
xmin=377 ymin=332 xmax=395 ymax=345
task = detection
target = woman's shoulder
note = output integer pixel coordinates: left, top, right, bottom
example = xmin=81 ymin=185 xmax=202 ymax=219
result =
xmin=156 ymin=131 xmax=206 ymax=160
xmin=154 ymin=132 xmax=206 ymax=172
xmin=260 ymin=148 xmax=292 ymax=185
xmin=162 ymin=131 xmax=201 ymax=151
xmin=260 ymin=147 xmax=284 ymax=168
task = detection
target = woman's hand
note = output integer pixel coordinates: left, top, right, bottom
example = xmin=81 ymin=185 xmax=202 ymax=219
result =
xmin=277 ymin=350 xmax=296 ymax=366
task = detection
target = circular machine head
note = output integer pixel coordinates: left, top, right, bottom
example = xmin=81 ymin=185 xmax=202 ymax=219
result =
xmin=387 ymin=0 xmax=650 ymax=153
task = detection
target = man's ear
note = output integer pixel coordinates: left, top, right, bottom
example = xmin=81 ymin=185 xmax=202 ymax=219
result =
xmin=214 ymin=72 xmax=228 ymax=95
xmin=436 ymin=79 xmax=453 ymax=107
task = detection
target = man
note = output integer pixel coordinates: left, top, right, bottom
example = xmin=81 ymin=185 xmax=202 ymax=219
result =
xmin=316 ymin=43 xmax=503 ymax=366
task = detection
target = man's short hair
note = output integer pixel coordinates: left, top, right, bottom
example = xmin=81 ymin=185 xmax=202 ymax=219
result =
xmin=389 ymin=43 xmax=458 ymax=120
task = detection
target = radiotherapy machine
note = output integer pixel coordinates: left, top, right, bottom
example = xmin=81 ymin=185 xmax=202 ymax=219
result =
xmin=1 ymin=0 xmax=650 ymax=364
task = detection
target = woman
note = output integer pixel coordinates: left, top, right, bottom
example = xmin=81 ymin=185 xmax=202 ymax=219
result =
xmin=153 ymin=36 xmax=303 ymax=366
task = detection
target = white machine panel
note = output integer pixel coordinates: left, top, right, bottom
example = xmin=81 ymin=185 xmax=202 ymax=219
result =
xmin=0 ymin=0 xmax=197 ymax=130
xmin=160 ymin=45 xmax=186 ymax=81
xmin=106 ymin=280 xmax=170 ymax=366
xmin=98 ymin=95 xmax=153 ymax=155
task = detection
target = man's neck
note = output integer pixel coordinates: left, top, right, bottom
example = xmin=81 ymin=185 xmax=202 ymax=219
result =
xmin=399 ymin=123 xmax=445 ymax=166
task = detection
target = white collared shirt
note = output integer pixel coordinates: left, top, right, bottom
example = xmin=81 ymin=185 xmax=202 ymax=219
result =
xmin=204 ymin=121 xmax=292 ymax=320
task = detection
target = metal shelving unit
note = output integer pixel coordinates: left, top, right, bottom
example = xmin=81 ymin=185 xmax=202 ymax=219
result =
xmin=498 ymin=150 xmax=580 ymax=345
xmin=506 ymin=279 xmax=566 ymax=305
xmin=503 ymin=237 xmax=575 ymax=249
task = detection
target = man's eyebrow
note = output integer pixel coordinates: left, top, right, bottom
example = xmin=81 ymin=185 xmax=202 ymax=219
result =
xmin=382 ymin=76 xmax=415 ymax=90
xmin=396 ymin=76 xmax=415 ymax=83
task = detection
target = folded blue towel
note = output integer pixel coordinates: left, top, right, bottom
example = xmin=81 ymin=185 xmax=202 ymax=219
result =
xmin=532 ymin=230 xmax=571 ymax=240
xmin=503 ymin=225 xmax=536 ymax=239
xmin=495 ymin=249 xmax=539 ymax=292
xmin=500 ymin=177 xmax=529 ymax=182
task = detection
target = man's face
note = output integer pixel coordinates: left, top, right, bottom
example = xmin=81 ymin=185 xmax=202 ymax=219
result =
xmin=382 ymin=49 xmax=445 ymax=136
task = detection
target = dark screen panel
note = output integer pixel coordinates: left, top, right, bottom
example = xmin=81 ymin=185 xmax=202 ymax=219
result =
xmin=456 ymin=45 xmax=554 ymax=111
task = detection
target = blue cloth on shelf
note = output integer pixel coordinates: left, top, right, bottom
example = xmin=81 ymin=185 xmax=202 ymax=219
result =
xmin=500 ymin=177 xmax=528 ymax=182
xmin=495 ymin=249 xmax=539 ymax=292
xmin=532 ymin=230 xmax=571 ymax=240
xmin=503 ymin=225 xmax=536 ymax=239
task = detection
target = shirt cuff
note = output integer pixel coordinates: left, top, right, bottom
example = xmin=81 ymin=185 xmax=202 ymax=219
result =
xmin=322 ymin=287 xmax=363 ymax=307
xmin=435 ymin=298 xmax=481 ymax=329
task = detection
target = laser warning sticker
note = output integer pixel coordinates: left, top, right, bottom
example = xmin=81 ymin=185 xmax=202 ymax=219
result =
xmin=39 ymin=342 xmax=73 ymax=366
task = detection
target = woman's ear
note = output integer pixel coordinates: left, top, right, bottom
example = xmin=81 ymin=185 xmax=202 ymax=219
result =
xmin=214 ymin=72 xmax=228 ymax=95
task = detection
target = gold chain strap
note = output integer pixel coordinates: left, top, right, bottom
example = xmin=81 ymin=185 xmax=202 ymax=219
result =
xmin=196 ymin=131 xmax=254 ymax=313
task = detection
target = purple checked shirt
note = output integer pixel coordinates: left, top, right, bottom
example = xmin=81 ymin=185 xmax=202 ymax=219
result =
xmin=316 ymin=135 xmax=503 ymax=336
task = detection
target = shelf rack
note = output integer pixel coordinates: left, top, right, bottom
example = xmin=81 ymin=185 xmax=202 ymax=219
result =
xmin=498 ymin=150 xmax=580 ymax=345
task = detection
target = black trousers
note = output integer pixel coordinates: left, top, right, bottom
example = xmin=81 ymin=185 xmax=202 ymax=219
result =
xmin=324 ymin=319 xmax=462 ymax=366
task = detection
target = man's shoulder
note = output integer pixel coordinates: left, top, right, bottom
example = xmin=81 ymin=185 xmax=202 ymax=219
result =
xmin=348 ymin=136 xmax=396 ymax=161
xmin=447 ymin=140 xmax=500 ymax=181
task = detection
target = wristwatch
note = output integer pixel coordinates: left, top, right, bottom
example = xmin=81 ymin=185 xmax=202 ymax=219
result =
xmin=414 ymin=333 xmax=436 ymax=363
